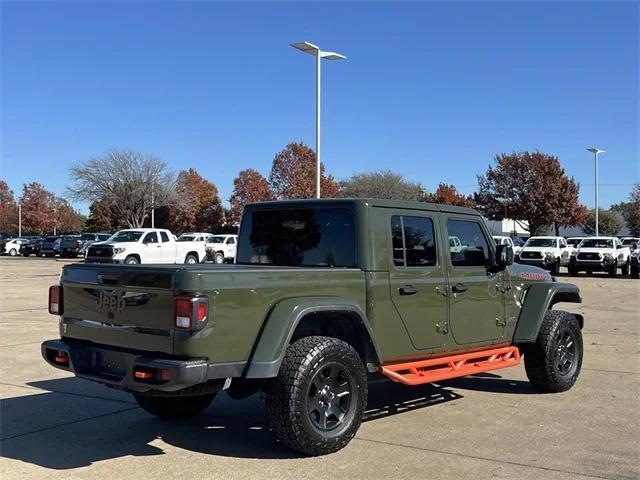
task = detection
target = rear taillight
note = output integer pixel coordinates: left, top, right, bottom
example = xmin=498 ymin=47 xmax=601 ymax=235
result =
xmin=49 ymin=285 xmax=63 ymax=315
xmin=174 ymin=295 xmax=208 ymax=331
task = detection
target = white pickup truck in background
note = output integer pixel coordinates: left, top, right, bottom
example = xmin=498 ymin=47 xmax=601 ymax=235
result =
xmin=515 ymin=236 xmax=570 ymax=275
xmin=492 ymin=236 xmax=523 ymax=256
xmin=569 ymin=237 xmax=631 ymax=277
xmin=205 ymin=234 xmax=238 ymax=263
xmin=85 ymin=228 xmax=207 ymax=265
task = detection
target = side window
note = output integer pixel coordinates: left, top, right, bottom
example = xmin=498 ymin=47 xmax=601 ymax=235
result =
xmin=227 ymin=237 xmax=236 ymax=245
xmin=560 ymin=239 xmax=567 ymax=248
xmin=447 ymin=219 xmax=491 ymax=267
xmin=391 ymin=215 xmax=437 ymax=267
xmin=144 ymin=232 xmax=158 ymax=244
xmin=160 ymin=232 xmax=170 ymax=243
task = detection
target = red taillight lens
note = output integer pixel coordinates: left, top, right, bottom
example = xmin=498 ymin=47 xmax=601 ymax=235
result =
xmin=49 ymin=285 xmax=63 ymax=315
xmin=174 ymin=296 xmax=208 ymax=331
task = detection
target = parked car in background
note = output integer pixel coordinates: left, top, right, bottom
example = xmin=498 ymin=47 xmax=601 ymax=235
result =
xmin=3 ymin=238 xmax=27 ymax=256
xmin=492 ymin=236 xmax=522 ymax=256
xmin=177 ymin=232 xmax=212 ymax=243
xmin=0 ymin=232 xmax=15 ymax=253
xmin=630 ymin=245 xmax=640 ymax=278
xmin=620 ymin=237 xmax=640 ymax=249
xmin=20 ymin=238 xmax=44 ymax=256
xmin=516 ymin=236 xmax=570 ymax=275
xmin=205 ymin=234 xmax=238 ymax=263
xmin=569 ymin=237 xmax=631 ymax=277
xmin=40 ymin=236 xmax=61 ymax=257
xmin=60 ymin=233 xmax=111 ymax=258
xmin=85 ymin=228 xmax=207 ymax=264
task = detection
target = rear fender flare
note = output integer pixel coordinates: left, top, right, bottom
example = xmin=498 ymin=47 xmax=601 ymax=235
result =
xmin=244 ymin=297 xmax=382 ymax=378
xmin=514 ymin=282 xmax=583 ymax=343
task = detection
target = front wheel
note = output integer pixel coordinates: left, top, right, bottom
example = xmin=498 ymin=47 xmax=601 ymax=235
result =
xmin=621 ymin=261 xmax=630 ymax=276
xmin=9 ymin=248 xmax=17 ymax=256
xmin=631 ymin=265 xmax=640 ymax=279
xmin=214 ymin=252 xmax=224 ymax=264
xmin=550 ymin=259 xmax=560 ymax=276
xmin=125 ymin=255 xmax=140 ymax=265
xmin=522 ymin=310 xmax=583 ymax=393
xmin=265 ymin=336 xmax=367 ymax=456
xmin=608 ymin=261 xmax=617 ymax=277
xmin=134 ymin=392 xmax=216 ymax=420
xmin=568 ymin=265 xmax=578 ymax=276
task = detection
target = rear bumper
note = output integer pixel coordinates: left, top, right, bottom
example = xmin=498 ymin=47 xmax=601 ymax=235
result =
xmin=42 ymin=339 xmax=245 ymax=393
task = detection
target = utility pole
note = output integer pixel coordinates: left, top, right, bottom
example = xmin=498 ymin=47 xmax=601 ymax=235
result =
xmin=587 ymin=148 xmax=605 ymax=236
xmin=18 ymin=202 xmax=22 ymax=237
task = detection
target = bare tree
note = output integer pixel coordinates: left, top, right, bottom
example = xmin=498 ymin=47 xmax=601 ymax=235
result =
xmin=67 ymin=150 xmax=178 ymax=228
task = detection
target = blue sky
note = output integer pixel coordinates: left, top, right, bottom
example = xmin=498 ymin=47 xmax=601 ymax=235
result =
xmin=2 ymin=1 xmax=638 ymax=212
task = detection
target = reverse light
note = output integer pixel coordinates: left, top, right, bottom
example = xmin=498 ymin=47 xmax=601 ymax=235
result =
xmin=174 ymin=295 xmax=209 ymax=331
xmin=48 ymin=285 xmax=63 ymax=315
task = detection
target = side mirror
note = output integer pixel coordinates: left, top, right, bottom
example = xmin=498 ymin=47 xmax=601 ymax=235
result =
xmin=495 ymin=244 xmax=514 ymax=268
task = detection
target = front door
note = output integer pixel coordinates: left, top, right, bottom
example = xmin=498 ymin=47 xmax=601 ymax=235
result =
xmin=142 ymin=231 xmax=163 ymax=263
xmin=388 ymin=211 xmax=449 ymax=350
xmin=443 ymin=216 xmax=505 ymax=345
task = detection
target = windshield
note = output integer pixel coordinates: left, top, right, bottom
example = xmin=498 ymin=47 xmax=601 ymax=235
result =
xmin=80 ymin=234 xmax=95 ymax=240
xmin=524 ymin=238 xmax=556 ymax=248
xmin=567 ymin=238 xmax=582 ymax=247
xmin=621 ymin=239 xmax=638 ymax=246
xmin=178 ymin=235 xmax=195 ymax=242
xmin=237 ymin=208 xmax=356 ymax=267
xmin=208 ymin=236 xmax=225 ymax=243
xmin=580 ymin=238 xmax=613 ymax=248
xmin=109 ymin=231 xmax=144 ymax=243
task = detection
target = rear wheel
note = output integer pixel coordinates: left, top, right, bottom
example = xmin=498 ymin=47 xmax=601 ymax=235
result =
xmin=134 ymin=392 xmax=216 ymax=420
xmin=185 ymin=254 xmax=198 ymax=264
xmin=523 ymin=310 xmax=583 ymax=393
xmin=9 ymin=248 xmax=17 ymax=256
xmin=265 ymin=336 xmax=367 ymax=456
xmin=125 ymin=255 xmax=139 ymax=265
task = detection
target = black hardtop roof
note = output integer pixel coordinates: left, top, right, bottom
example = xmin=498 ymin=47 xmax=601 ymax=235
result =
xmin=247 ymin=198 xmax=478 ymax=216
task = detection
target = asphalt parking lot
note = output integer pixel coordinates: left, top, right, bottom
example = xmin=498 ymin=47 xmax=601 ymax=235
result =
xmin=0 ymin=257 xmax=638 ymax=480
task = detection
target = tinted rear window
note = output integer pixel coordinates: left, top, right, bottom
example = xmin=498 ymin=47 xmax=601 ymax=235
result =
xmin=237 ymin=208 xmax=356 ymax=267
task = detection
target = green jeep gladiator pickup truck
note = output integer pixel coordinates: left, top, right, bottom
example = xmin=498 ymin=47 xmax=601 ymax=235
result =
xmin=42 ymin=199 xmax=584 ymax=455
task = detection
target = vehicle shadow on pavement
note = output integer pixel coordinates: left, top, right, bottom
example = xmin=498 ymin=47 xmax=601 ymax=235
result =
xmin=1 ymin=377 xmax=464 ymax=468
xmin=441 ymin=372 xmax=539 ymax=394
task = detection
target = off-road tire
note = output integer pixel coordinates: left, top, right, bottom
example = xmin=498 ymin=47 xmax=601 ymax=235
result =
xmin=125 ymin=255 xmax=139 ymax=265
xmin=523 ymin=310 xmax=583 ymax=393
xmin=134 ymin=392 xmax=216 ymax=420
xmin=185 ymin=254 xmax=198 ymax=264
xmin=620 ymin=261 xmax=630 ymax=276
xmin=608 ymin=261 xmax=617 ymax=277
xmin=265 ymin=336 xmax=367 ymax=456
xmin=214 ymin=252 xmax=224 ymax=264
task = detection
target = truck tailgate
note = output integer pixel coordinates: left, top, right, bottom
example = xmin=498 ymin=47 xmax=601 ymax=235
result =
xmin=60 ymin=264 xmax=177 ymax=353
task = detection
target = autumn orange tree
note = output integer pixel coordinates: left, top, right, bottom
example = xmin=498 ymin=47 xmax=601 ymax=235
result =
xmin=425 ymin=183 xmax=475 ymax=207
xmin=163 ymin=168 xmax=223 ymax=233
xmin=0 ymin=180 xmax=18 ymax=232
xmin=269 ymin=142 xmax=340 ymax=199
xmin=85 ymin=199 xmax=125 ymax=233
xmin=229 ymin=169 xmax=275 ymax=223
xmin=475 ymin=151 xmax=588 ymax=236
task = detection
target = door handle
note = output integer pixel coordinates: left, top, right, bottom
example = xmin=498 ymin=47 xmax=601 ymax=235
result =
xmin=451 ymin=284 xmax=468 ymax=294
xmin=399 ymin=286 xmax=418 ymax=296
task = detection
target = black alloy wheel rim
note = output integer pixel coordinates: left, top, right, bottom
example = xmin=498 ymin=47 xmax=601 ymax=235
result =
xmin=553 ymin=327 xmax=577 ymax=376
xmin=307 ymin=363 xmax=353 ymax=431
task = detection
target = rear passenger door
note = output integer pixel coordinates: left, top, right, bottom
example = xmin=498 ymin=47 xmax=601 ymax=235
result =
xmin=443 ymin=216 xmax=505 ymax=344
xmin=388 ymin=211 xmax=449 ymax=350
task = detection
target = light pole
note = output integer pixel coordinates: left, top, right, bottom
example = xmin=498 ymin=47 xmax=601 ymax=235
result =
xmin=151 ymin=182 xmax=155 ymax=228
xmin=290 ymin=41 xmax=346 ymax=198
xmin=17 ymin=202 xmax=22 ymax=237
xmin=587 ymin=147 xmax=605 ymax=236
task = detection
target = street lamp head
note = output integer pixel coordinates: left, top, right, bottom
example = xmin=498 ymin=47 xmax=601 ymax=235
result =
xmin=587 ymin=147 xmax=605 ymax=154
xmin=291 ymin=41 xmax=346 ymax=60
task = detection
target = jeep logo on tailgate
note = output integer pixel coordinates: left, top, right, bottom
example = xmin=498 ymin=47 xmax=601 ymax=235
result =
xmin=96 ymin=291 xmax=126 ymax=313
